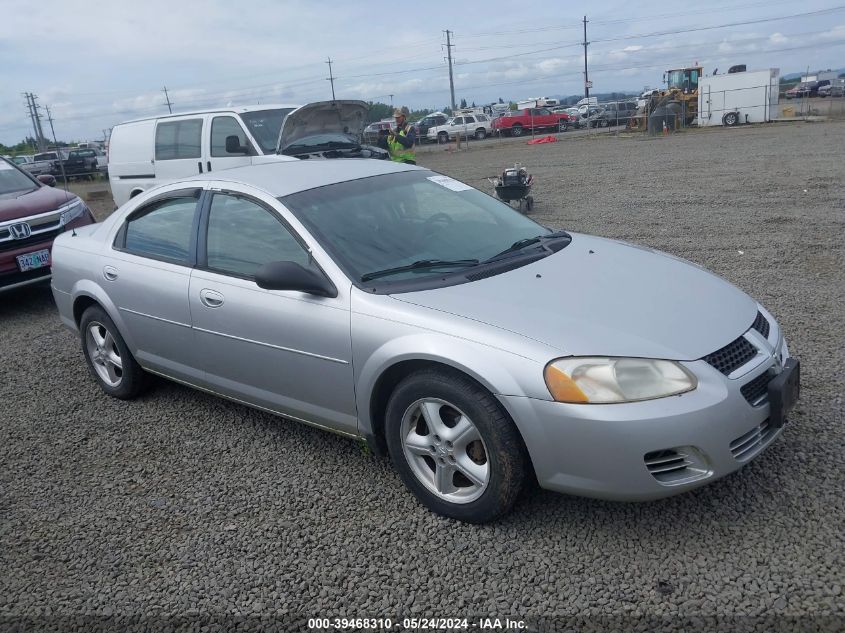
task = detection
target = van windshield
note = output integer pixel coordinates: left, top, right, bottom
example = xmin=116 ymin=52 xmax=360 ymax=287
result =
xmin=241 ymin=108 xmax=295 ymax=154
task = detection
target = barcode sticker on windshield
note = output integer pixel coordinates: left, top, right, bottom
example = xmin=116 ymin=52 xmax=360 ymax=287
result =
xmin=427 ymin=175 xmax=472 ymax=192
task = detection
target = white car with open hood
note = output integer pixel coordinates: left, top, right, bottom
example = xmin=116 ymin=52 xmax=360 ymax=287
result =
xmin=107 ymin=100 xmax=386 ymax=206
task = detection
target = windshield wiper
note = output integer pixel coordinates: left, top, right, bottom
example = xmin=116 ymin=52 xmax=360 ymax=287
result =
xmin=361 ymin=259 xmax=479 ymax=282
xmin=483 ymin=230 xmax=571 ymax=263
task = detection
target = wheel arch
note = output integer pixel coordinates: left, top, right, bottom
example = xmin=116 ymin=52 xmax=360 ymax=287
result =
xmin=361 ymin=344 xmax=540 ymax=471
xmin=70 ymin=280 xmax=138 ymax=353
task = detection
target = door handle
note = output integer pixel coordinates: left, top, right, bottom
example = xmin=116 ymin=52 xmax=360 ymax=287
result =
xmin=199 ymin=288 xmax=224 ymax=308
xmin=198 ymin=161 xmax=203 ymax=173
xmin=207 ymin=161 xmax=212 ymax=172
xmin=103 ymin=266 xmax=118 ymax=281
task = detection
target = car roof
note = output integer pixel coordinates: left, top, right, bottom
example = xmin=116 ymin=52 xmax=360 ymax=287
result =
xmin=120 ymin=103 xmax=300 ymax=125
xmin=179 ymin=158 xmax=422 ymax=197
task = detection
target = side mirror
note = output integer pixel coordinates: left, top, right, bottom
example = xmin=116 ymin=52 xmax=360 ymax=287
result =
xmin=225 ymin=135 xmax=250 ymax=155
xmin=37 ymin=174 xmax=57 ymax=187
xmin=255 ymin=261 xmax=337 ymax=298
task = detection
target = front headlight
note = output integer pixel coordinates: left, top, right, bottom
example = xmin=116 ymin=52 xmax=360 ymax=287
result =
xmin=59 ymin=199 xmax=87 ymax=225
xmin=544 ymin=357 xmax=697 ymax=404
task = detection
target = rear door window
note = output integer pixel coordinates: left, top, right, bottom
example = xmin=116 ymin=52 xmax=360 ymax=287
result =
xmin=116 ymin=191 xmax=200 ymax=264
xmin=155 ymin=119 xmax=203 ymax=160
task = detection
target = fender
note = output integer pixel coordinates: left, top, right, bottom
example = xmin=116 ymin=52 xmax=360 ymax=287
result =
xmin=354 ymin=330 xmax=549 ymax=440
xmin=70 ymin=279 xmax=139 ymax=354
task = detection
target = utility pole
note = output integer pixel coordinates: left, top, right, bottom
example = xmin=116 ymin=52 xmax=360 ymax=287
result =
xmin=582 ymin=16 xmax=590 ymax=100
xmin=162 ymin=86 xmax=173 ymax=113
xmin=31 ymin=94 xmax=47 ymax=150
xmin=326 ymin=57 xmax=336 ymax=101
xmin=389 ymin=94 xmax=394 ymax=107
xmin=45 ymin=106 xmax=68 ymax=189
xmin=444 ymin=30 xmax=456 ymax=112
xmin=23 ymin=93 xmax=40 ymax=149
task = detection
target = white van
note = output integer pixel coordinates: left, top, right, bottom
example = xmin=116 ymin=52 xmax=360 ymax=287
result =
xmin=108 ymin=101 xmax=377 ymax=206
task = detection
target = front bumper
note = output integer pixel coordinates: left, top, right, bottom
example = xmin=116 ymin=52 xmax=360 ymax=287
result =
xmin=0 ymin=211 xmax=95 ymax=293
xmin=500 ymin=335 xmax=794 ymax=501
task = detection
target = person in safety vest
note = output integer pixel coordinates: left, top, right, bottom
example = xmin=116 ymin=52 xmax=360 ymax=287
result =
xmin=380 ymin=106 xmax=416 ymax=164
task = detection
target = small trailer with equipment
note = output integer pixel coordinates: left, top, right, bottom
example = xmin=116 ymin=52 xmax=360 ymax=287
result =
xmin=488 ymin=164 xmax=534 ymax=213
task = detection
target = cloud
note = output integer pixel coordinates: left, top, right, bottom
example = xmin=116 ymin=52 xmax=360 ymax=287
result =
xmin=769 ymin=32 xmax=788 ymax=44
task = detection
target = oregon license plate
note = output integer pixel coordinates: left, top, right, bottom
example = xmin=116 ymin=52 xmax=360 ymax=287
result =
xmin=16 ymin=249 xmax=51 ymax=272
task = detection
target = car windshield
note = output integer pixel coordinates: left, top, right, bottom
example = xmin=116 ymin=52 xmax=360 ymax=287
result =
xmin=240 ymin=108 xmax=295 ymax=153
xmin=281 ymin=170 xmax=557 ymax=289
xmin=0 ymin=162 xmax=37 ymax=195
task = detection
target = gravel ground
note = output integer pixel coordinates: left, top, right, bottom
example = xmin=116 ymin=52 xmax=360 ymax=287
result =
xmin=1 ymin=121 xmax=843 ymax=631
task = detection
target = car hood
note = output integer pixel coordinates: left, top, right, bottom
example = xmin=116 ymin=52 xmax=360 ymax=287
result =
xmin=0 ymin=184 xmax=76 ymax=222
xmin=392 ymin=233 xmax=757 ymax=360
xmin=276 ymin=100 xmax=369 ymax=153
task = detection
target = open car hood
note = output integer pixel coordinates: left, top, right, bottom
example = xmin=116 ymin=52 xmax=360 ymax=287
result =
xmin=276 ymin=100 xmax=369 ymax=154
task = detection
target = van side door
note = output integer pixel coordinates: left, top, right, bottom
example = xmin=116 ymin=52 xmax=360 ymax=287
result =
xmin=205 ymin=115 xmax=257 ymax=174
xmin=154 ymin=116 xmax=205 ymax=181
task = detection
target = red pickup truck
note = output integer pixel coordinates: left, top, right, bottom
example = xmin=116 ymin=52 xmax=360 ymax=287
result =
xmin=491 ymin=108 xmax=572 ymax=136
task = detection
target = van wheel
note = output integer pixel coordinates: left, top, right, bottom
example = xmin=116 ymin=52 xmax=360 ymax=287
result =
xmin=723 ymin=112 xmax=739 ymax=126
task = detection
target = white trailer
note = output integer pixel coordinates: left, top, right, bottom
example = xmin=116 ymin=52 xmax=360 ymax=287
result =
xmin=697 ymin=68 xmax=780 ymax=127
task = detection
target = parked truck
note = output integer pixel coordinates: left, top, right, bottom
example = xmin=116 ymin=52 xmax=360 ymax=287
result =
xmin=491 ymin=107 xmax=572 ymax=136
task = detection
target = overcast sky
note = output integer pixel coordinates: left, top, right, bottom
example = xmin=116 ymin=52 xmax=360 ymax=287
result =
xmin=2 ymin=0 xmax=844 ymax=145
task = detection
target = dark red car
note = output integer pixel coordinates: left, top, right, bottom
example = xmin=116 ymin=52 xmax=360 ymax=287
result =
xmin=0 ymin=157 xmax=96 ymax=293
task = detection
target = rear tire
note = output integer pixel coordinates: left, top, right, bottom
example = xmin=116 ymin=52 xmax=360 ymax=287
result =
xmin=385 ymin=369 xmax=527 ymax=523
xmin=511 ymin=125 xmax=524 ymax=137
xmin=80 ymin=305 xmax=148 ymax=400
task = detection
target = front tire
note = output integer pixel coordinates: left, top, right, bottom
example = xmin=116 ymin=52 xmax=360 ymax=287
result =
xmin=558 ymin=119 xmax=568 ymax=132
xmin=385 ymin=369 xmax=527 ymax=523
xmin=80 ymin=305 xmax=147 ymax=399
xmin=475 ymin=128 xmax=486 ymax=140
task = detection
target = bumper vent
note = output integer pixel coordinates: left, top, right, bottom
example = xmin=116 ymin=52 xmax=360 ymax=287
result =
xmin=730 ymin=419 xmax=776 ymax=461
xmin=703 ymin=336 xmax=757 ymax=376
xmin=741 ymin=371 xmax=773 ymax=406
xmin=752 ymin=311 xmax=770 ymax=339
xmin=644 ymin=447 xmax=711 ymax=485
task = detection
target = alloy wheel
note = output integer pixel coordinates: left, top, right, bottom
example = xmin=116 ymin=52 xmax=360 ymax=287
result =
xmin=400 ymin=398 xmax=490 ymax=504
xmin=86 ymin=321 xmax=123 ymax=387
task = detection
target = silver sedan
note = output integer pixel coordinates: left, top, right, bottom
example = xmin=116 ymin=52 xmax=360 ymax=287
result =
xmin=50 ymin=160 xmax=800 ymax=523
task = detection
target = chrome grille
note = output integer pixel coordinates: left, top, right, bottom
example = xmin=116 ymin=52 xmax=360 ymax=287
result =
xmin=730 ymin=419 xmax=776 ymax=461
xmin=703 ymin=336 xmax=757 ymax=376
xmin=752 ymin=311 xmax=771 ymax=339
